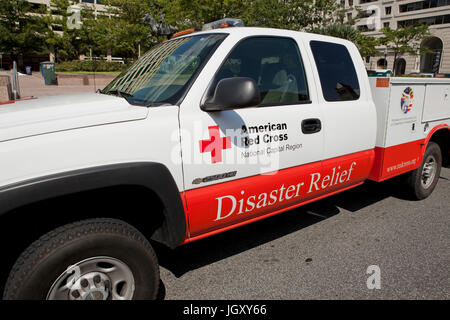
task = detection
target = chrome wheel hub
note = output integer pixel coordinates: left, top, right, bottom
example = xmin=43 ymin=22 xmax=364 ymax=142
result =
xmin=69 ymin=272 xmax=110 ymax=300
xmin=47 ymin=256 xmax=135 ymax=300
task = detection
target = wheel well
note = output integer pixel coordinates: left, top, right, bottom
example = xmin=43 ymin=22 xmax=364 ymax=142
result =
xmin=0 ymin=185 xmax=166 ymax=295
xmin=429 ymin=128 xmax=450 ymax=167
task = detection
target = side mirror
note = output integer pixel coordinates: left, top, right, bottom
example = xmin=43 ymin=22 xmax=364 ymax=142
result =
xmin=201 ymin=77 xmax=261 ymax=112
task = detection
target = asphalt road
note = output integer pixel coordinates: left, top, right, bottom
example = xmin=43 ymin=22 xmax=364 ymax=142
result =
xmin=156 ymin=168 xmax=449 ymax=300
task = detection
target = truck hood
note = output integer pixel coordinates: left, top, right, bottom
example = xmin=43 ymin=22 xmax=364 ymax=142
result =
xmin=0 ymin=93 xmax=148 ymax=142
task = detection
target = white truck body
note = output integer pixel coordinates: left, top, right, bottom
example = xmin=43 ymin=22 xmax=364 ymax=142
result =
xmin=0 ymin=27 xmax=449 ymax=240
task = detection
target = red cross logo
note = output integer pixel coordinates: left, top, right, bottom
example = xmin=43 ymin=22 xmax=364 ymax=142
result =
xmin=199 ymin=126 xmax=232 ymax=164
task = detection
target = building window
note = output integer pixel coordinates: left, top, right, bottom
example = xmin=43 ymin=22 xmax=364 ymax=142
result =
xmin=398 ymin=14 xmax=450 ymax=27
xmin=310 ymin=41 xmax=360 ymax=102
xmin=384 ymin=22 xmax=390 ymax=28
xmin=51 ymin=25 xmax=64 ymax=32
xmin=360 ymin=0 xmax=378 ymax=4
xmin=394 ymin=58 xmax=407 ymax=76
xmin=399 ymin=0 xmax=450 ymax=13
xmin=377 ymin=58 xmax=388 ymax=69
xmin=29 ymin=3 xmax=47 ymax=13
xmin=349 ymin=0 xmax=354 ymax=5
xmin=50 ymin=9 xmax=64 ymax=15
xmin=385 ymin=6 xmax=392 ymax=15
xmin=357 ymin=25 xmax=370 ymax=31
xmin=360 ymin=9 xmax=376 ymax=17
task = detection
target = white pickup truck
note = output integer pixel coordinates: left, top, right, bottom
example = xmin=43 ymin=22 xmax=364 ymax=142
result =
xmin=0 ymin=23 xmax=449 ymax=300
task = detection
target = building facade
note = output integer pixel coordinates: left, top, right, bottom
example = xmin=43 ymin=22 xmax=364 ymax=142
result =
xmin=9 ymin=0 xmax=112 ymax=70
xmin=345 ymin=0 xmax=450 ymax=74
xmin=28 ymin=0 xmax=108 ymax=16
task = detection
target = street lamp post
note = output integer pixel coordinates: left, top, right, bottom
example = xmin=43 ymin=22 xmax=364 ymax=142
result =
xmin=89 ymin=45 xmax=93 ymax=61
xmin=138 ymin=40 xmax=141 ymax=58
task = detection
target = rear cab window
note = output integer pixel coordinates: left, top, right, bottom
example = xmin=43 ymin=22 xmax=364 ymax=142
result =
xmin=310 ymin=40 xmax=360 ymax=102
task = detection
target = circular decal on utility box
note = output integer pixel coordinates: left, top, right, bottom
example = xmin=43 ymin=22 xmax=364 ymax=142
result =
xmin=401 ymin=87 xmax=414 ymax=114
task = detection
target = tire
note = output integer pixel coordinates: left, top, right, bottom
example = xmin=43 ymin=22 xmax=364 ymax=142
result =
xmin=405 ymin=142 xmax=442 ymax=200
xmin=3 ymin=218 xmax=159 ymax=300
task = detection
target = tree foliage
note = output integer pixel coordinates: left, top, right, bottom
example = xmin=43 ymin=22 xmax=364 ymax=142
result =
xmin=164 ymin=0 xmax=346 ymax=31
xmin=379 ymin=25 xmax=431 ymax=73
xmin=82 ymin=0 xmax=169 ymax=60
xmin=312 ymin=24 xmax=380 ymax=59
xmin=0 ymin=0 xmax=47 ymax=60
xmin=164 ymin=0 xmax=243 ymax=29
xmin=44 ymin=0 xmax=85 ymax=62
xmin=1 ymin=0 xmax=432 ymax=65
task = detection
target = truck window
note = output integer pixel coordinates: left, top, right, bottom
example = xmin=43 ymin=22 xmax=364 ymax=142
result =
xmin=102 ymin=34 xmax=227 ymax=106
xmin=310 ymin=41 xmax=360 ymax=102
xmin=209 ymin=37 xmax=310 ymax=106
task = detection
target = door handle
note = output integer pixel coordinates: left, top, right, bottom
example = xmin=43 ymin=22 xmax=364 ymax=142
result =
xmin=301 ymin=118 xmax=322 ymax=134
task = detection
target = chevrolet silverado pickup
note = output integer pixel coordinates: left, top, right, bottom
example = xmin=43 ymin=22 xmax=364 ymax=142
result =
xmin=0 ymin=23 xmax=449 ymax=300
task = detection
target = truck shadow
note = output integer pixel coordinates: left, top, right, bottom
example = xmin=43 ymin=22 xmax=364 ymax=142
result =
xmin=154 ymin=177 xmax=420 ymax=299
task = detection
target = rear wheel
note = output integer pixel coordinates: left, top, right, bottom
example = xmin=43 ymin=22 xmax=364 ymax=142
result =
xmin=405 ymin=142 xmax=442 ymax=200
xmin=3 ymin=218 xmax=159 ymax=300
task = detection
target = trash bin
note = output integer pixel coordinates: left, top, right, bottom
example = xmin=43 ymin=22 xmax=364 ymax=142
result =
xmin=41 ymin=62 xmax=57 ymax=85
xmin=25 ymin=66 xmax=32 ymax=76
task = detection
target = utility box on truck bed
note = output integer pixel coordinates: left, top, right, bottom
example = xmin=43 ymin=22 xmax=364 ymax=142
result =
xmin=369 ymin=77 xmax=450 ymax=181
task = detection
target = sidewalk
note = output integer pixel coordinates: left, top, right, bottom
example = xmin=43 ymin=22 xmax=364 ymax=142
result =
xmin=0 ymin=71 xmax=114 ymax=99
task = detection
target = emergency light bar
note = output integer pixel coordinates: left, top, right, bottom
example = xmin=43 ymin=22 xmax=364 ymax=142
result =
xmin=202 ymin=18 xmax=244 ymax=31
xmin=171 ymin=28 xmax=199 ymax=39
xmin=171 ymin=18 xmax=244 ymax=39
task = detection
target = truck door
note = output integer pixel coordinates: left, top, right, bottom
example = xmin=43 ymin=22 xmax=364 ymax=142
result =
xmin=179 ymin=35 xmax=325 ymax=238
xmin=305 ymin=40 xmax=377 ymax=194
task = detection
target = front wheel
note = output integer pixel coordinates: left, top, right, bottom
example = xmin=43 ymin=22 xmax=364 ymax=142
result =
xmin=405 ymin=142 xmax=442 ymax=200
xmin=3 ymin=219 xmax=160 ymax=300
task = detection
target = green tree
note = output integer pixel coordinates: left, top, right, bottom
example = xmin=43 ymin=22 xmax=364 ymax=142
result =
xmin=356 ymin=33 xmax=381 ymax=59
xmin=312 ymin=24 xmax=380 ymax=59
xmin=165 ymin=0 xmax=243 ymax=29
xmin=84 ymin=0 xmax=169 ymax=60
xmin=44 ymin=0 xmax=85 ymax=62
xmin=0 ymin=0 xmax=47 ymax=66
xmin=242 ymin=0 xmax=293 ymax=29
xmin=291 ymin=0 xmax=347 ymax=31
xmin=379 ymin=25 xmax=431 ymax=74
xmin=312 ymin=23 xmax=359 ymax=41
xmin=164 ymin=0 xmax=346 ymax=31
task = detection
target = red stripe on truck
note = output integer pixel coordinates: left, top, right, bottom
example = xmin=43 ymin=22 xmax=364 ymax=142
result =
xmin=369 ymin=125 xmax=449 ymax=182
xmin=0 ymin=98 xmax=38 ymax=106
xmin=184 ymin=149 xmax=374 ymax=240
xmin=369 ymin=139 xmax=424 ymax=182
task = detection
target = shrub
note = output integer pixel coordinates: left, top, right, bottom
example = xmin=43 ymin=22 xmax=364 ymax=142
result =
xmin=56 ymin=60 xmax=128 ymax=73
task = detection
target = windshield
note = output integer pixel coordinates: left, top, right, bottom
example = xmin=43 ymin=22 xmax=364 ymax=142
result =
xmin=102 ymin=34 xmax=227 ymax=106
